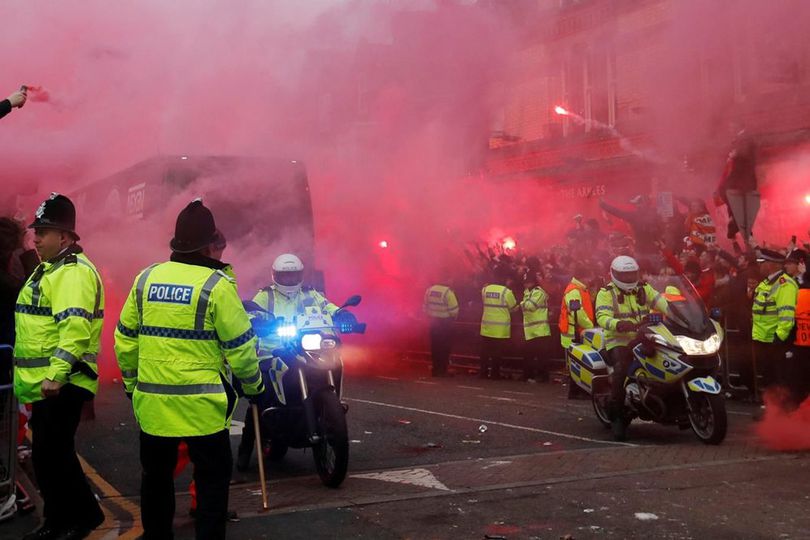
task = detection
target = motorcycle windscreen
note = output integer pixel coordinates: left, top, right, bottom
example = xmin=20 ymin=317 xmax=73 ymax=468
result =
xmin=646 ymin=276 xmax=714 ymax=338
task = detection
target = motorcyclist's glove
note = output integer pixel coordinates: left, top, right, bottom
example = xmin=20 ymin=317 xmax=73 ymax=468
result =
xmin=616 ymin=321 xmax=637 ymax=333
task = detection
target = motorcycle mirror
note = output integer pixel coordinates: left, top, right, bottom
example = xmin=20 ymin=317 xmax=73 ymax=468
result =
xmin=568 ymin=299 xmax=581 ymax=312
xmin=341 ymin=295 xmax=362 ymax=309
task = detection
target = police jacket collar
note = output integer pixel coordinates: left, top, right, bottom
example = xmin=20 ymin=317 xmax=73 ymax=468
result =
xmin=170 ymin=251 xmax=229 ymax=271
xmin=46 ymin=243 xmax=82 ymax=264
xmin=767 ymin=270 xmax=784 ymax=284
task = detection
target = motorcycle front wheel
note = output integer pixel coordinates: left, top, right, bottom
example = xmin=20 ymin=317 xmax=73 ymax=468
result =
xmin=688 ymin=393 xmax=727 ymax=445
xmin=592 ymin=392 xmax=611 ymax=429
xmin=312 ymin=389 xmax=349 ymax=488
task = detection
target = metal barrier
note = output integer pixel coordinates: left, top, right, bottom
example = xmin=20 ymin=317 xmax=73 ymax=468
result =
xmin=0 ymin=344 xmax=18 ymax=522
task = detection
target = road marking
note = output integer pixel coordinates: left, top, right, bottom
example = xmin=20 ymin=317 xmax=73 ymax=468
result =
xmin=345 ymin=398 xmax=636 ymax=447
xmin=477 ymin=395 xmax=517 ymax=402
xmin=351 ymin=468 xmax=450 ymax=491
xmin=78 ymin=454 xmax=143 ymax=539
xmin=414 ymin=380 xmax=438 ymax=385
xmin=376 ymin=376 xmax=400 ymax=381
xmin=232 ymin=453 xmax=799 ymax=518
xmin=502 ymin=390 xmax=534 ymax=396
xmin=457 ymin=385 xmax=485 ymax=390
xmin=727 ymin=410 xmax=754 ymax=417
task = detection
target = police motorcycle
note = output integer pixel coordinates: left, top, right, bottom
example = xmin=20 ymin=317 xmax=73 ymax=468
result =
xmin=566 ymin=276 xmax=728 ymax=444
xmin=244 ymin=295 xmax=366 ymax=488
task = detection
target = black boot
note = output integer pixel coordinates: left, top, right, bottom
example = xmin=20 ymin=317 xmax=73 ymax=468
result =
xmin=23 ymin=523 xmax=65 ymax=540
xmin=607 ymin=402 xmax=628 ymax=441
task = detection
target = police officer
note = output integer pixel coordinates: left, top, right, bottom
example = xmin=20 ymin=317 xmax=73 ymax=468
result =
xmin=751 ymin=248 xmax=799 ymax=401
xmin=423 ymin=281 xmax=459 ymax=377
xmin=595 ymin=256 xmax=668 ymax=441
xmin=15 ymin=193 xmax=105 ymax=540
xmin=559 ymin=266 xmax=596 ymax=398
xmin=520 ymin=270 xmax=550 ymax=382
xmin=479 ymin=271 xmax=518 ymax=379
xmin=114 ymin=199 xmax=264 ymax=540
xmin=559 ymin=266 xmax=596 ymax=351
xmin=236 ymin=253 xmax=339 ymax=471
xmin=789 ymin=250 xmax=810 ymax=406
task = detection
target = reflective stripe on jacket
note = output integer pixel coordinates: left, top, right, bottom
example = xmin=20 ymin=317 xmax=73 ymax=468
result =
xmin=423 ymin=285 xmax=459 ymax=319
xmin=252 ymin=286 xmax=339 ymax=350
xmin=521 ymin=286 xmax=550 ymax=340
xmin=14 ymin=249 xmax=104 ymax=403
xmin=595 ymin=283 xmax=667 ymax=350
xmin=114 ymin=261 xmax=263 ymax=437
xmin=480 ymin=284 xmax=517 ymax=339
xmin=752 ymin=272 xmax=798 ymax=343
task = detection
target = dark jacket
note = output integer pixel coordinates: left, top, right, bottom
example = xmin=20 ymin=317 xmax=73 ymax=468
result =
xmin=599 ymin=200 xmax=661 ymax=254
xmin=0 ymin=99 xmax=12 ymax=120
xmin=1 ymin=249 xmax=39 ymax=383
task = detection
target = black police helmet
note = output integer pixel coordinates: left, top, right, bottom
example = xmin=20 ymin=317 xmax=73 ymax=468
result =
xmin=28 ymin=193 xmax=80 ymax=241
xmin=170 ymin=198 xmax=220 ymax=254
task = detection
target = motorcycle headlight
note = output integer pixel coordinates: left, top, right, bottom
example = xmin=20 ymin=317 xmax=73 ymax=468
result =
xmin=320 ymin=338 xmax=337 ymax=350
xmin=301 ymin=334 xmax=322 ymax=351
xmin=277 ymin=325 xmax=298 ymax=338
xmin=675 ymin=333 xmax=721 ymax=355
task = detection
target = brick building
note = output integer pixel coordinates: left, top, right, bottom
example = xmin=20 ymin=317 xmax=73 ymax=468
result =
xmin=486 ymin=0 xmax=810 ymax=240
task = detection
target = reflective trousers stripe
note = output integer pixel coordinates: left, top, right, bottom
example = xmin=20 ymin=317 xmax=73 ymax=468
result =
xmin=137 ymin=382 xmax=224 ymax=395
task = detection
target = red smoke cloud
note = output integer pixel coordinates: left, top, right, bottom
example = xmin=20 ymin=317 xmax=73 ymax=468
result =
xmin=4 ymin=1 xmax=810 ymax=381
xmin=756 ymin=390 xmax=810 ymax=451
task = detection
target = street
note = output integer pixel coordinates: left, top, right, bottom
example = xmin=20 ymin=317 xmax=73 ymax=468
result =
xmin=6 ymin=351 xmax=810 ymax=540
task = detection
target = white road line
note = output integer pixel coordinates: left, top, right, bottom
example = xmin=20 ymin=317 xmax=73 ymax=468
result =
xmin=502 ymin=390 xmax=534 ymax=396
xmin=414 ymin=380 xmax=438 ymax=385
xmin=727 ymin=410 xmax=754 ymax=417
xmin=346 ymin=397 xmax=637 ymax=447
xmin=457 ymin=385 xmax=485 ymax=390
xmin=477 ymin=395 xmax=517 ymax=402
xmin=376 ymin=376 xmax=400 ymax=381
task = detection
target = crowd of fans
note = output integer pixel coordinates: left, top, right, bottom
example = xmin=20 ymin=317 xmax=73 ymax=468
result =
xmin=447 ymin=193 xmax=809 ymax=394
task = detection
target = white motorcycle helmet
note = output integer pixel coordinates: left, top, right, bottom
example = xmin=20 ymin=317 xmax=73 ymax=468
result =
xmin=272 ymin=253 xmax=305 ymax=295
xmin=610 ymin=255 xmax=640 ymax=292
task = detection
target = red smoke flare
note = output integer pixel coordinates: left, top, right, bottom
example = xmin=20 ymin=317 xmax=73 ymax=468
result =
xmin=755 ymin=389 xmax=810 ymax=451
xmin=23 ymin=85 xmax=50 ymax=102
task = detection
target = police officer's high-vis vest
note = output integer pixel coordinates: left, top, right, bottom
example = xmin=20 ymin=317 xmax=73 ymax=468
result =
xmin=752 ymin=271 xmax=799 ymax=344
xmin=252 ymin=286 xmax=339 ymax=349
xmin=14 ymin=247 xmax=104 ymax=404
xmin=423 ymin=285 xmax=459 ymax=319
xmin=115 ymin=261 xmax=263 ymax=438
xmin=521 ymin=286 xmax=550 ymax=340
xmin=559 ymin=278 xmax=594 ymax=349
xmin=595 ymin=283 xmax=668 ymax=350
xmin=480 ymin=284 xmax=517 ymax=339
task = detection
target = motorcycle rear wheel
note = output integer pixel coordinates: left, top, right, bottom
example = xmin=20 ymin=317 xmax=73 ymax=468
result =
xmin=688 ymin=393 xmax=727 ymax=445
xmin=313 ymin=390 xmax=349 ymax=488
